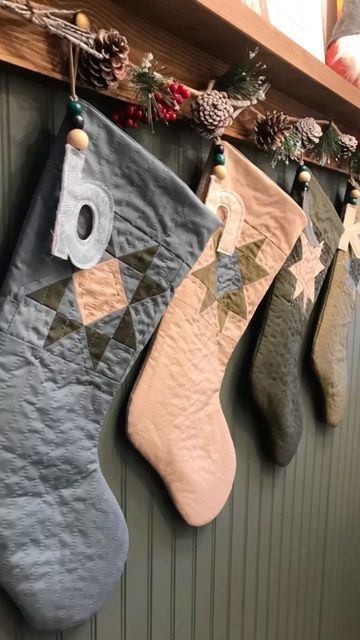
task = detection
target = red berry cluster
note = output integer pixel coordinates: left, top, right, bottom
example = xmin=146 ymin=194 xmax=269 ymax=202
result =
xmin=153 ymin=82 xmax=191 ymax=122
xmin=111 ymin=83 xmax=191 ymax=130
xmin=167 ymin=81 xmax=191 ymax=103
xmin=112 ymin=104 xmax=145 ymax=130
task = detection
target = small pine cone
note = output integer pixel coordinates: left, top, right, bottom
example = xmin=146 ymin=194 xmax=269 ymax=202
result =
xmin=296 ymin=117 xmax=322 ymax=149
xmin=254 ymin=111 xmax=291 ymax=152
xmin=191 ymin=90 xmax=234 ymax=139
xmin=78 ymin=29 xmax=130 ymax=90
xmin=338 ymin=133 xmax=358 ymax=158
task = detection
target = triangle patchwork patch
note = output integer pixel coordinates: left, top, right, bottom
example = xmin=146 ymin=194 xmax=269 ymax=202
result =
xmin=85 ymin=327 xmax=111 ymax=369
xmin=113 ymin=307 xmax=137 ymax=350
xmin=46 ymin=326 xmax=93 ymax=370
xmin=131 ymin=274 xmax=167 ymax=305
xmin=119 ymin=262 xmax=144 ymax=304
xmin=44 ymin=312 xmax=82 ymax=348
xmin=120 ymin=245 xmax=159 ymax=275
xmin=27 ymin=278 xmax=71 ymax=312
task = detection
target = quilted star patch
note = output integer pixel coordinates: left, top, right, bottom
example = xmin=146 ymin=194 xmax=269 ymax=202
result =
xmin=192 ymin=230 xmax=268 ymax=331
xmin=26 ymin=243 xmax=167 ymax=368
xmin=288 ymin=233 xmax=325 ymax=312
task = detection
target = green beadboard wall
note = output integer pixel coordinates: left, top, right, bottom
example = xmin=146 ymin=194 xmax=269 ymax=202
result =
xmin=1 ymin=64 xmax=360 ymax=640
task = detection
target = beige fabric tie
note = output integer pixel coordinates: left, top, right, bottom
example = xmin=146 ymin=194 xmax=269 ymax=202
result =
xmin=338 ymin=203 xmax=360 ymax=257
xmin=206 ymin=176 xmax=245 ymax=255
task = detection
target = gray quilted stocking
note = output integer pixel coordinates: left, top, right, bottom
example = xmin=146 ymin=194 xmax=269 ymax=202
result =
xmin=0 ymin=101 xmax=219 ymax=630
xmin=251 ymin=174 xmax=343 ymax=466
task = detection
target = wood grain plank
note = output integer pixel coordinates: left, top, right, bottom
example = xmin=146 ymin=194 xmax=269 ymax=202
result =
xmin=253 ymin=460 xmax=274 ymax=640
xmin=276 ymin=461 xmax=297 ymax=639
xmin=336 ymin=306 xmax=360 ymax=637
xmin=285 ymin=401 xmax=310 ymax=640
xmin=242 ymin=445 xmax=262 ymax=640
xmin=342 ymin=306 xmax=360 ymax=636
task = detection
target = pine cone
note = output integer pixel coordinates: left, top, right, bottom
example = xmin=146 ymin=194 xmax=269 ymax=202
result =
xmin=78 ymin=29 xmax=130 ymax=90
xmin=338 ymin=133 xmax=358 ymax=158
xmin=191 ymin=90 xmax=234 ymax=139
xmin=254 ymin=111 xmax=291 ymax=151
xmin=296 ymin=117 xmax=322 ymax=149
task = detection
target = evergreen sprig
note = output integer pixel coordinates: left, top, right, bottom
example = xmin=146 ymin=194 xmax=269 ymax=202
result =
xmin=270 ymin=127 xmax=302 ymax=167
xmin=351 ymin=150 xmax=360 ymax=177
xmin=312 ymin=123 xmax=341 ymax=166
xmin=215 ymin=47 xmax=268 ymax=102
xmin=129 ymin=53 xmax=175 ymax=131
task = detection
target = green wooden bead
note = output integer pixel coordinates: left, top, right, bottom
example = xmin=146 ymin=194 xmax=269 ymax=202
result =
xmin=299 ymin=164 xmax=309 ymax=172
xmin=67 ymin=100 xmax=83 ymax=116
xmin=214 ymin=153 xmax=225 ymax=165
xmin=350 ymin=197 xmax=358 ymax=206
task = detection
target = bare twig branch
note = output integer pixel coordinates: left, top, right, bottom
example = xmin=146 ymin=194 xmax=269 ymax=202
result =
xmin=0 ymin=0 xmax=102 ymax=58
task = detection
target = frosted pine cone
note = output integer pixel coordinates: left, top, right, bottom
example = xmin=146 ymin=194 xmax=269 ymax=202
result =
xmin=296 ymin=117 xmax=322 ymax=149
xmin=338 ymin=133 xmax=358 ymax=159
xmin=254 ymin=111 xmax=291 ymax=151
xmin=79 ymin=29 xmax=130 ymax=89
xmin=191 ymin=90 xmax=234 ymax=139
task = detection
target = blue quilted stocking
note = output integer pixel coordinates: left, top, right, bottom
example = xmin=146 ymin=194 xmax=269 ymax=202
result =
xmin=0 ymin=102 xmax=219 ymax=630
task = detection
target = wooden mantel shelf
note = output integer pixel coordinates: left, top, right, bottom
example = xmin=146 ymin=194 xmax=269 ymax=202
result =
xmin=121 ymin=0 xmax=360 ymax=131
xmin=0 ymin=0 xmax=359 ymax=149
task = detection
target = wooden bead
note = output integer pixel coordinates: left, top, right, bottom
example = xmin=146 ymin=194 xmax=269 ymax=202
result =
xmin=350 ymin=197 xmax=358 ymax=206
xmin=214 ymin=164 xmax=227 ymax=180
xmin=68 ymin=114 xmax=85 ymax=130
xmin=75 ymin=11 xmax=91 ymax=30
xmin=67 ymin=129 xmax=89 ymax=151
xmin=298 ymin=170 xmax=311 ymax=184
xmin=350 ymin=188 xmax=360 ymax=199
xmin=215 ymin=144 xmax=224 ymax=154
xmin=67 ymin=100 xmax=83 ymax=116
xmin=214 ymin=153 xmax=225 ymax=165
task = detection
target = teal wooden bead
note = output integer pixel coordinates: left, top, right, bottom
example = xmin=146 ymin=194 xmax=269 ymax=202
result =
xmin=350 ymin=197 xmax=358 ymax=206
xmin=67 ymin=100 xmax=83 ymax=116
xmin=299 ymin=164 xmax=309 ymax=172
xmin=214 ymin=153 xmax=225 ymax=165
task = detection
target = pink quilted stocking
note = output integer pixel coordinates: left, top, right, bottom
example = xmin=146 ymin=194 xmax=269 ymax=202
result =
xmin=127 ymin=143 xmax=306 ymax=526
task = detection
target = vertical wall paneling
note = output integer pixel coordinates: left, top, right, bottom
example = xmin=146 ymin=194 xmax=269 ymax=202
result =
xmin=0 ymin=65 xmax=359 ymax=640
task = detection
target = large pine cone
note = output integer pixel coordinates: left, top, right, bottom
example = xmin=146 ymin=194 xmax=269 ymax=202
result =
xmin=191 ymin=90 xmax=234 ymax=139
xmin=254 ymin=111 xmax=291 ymax=151
xmin=78 ymin=29 xmax=130 ymax=89
xmin=296 ymin=117 xmax=322 ymax=149
xmin=338 ymin=133 xmax=358 ymax=158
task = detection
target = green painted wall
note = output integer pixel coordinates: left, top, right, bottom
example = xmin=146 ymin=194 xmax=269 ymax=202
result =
xmin=0 ymin=65 xmax=359 ymax=640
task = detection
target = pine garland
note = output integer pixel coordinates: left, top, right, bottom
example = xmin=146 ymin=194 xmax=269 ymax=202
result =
xmin=255 ymin=112 xmax=360 ymax=177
